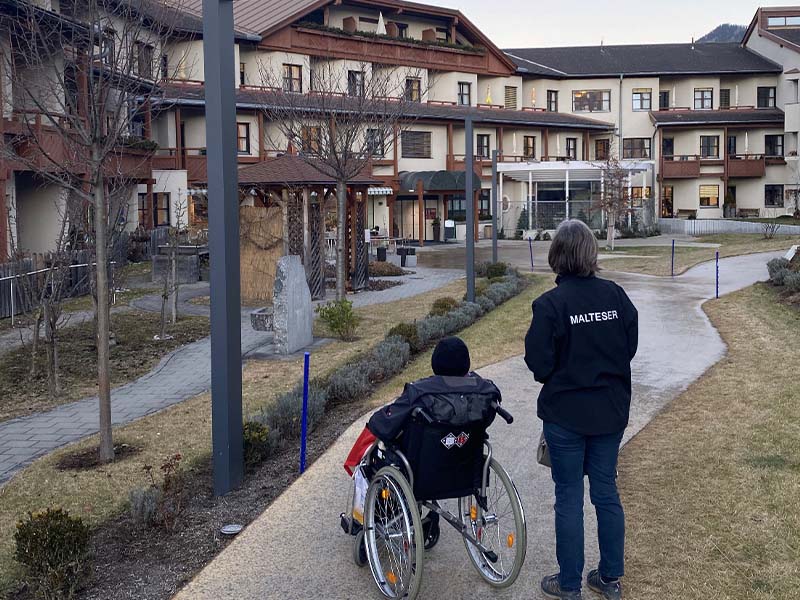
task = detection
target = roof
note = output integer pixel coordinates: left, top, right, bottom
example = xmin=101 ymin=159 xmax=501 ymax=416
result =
xmin=237 ymin=154 xmax=380 ymax=185
xmin=504 ymin=42 xmax=783 ymax=78
xmin=179 ymin=0 xmax=516 ymax=72
xmin=162 ymin=0 xmax=260 ymax=41
xmin=398 ymin=170 xmax=482 ymax=193
xmin=649 ymin=108 xmax=785 ymax=127
xmin=157 ymin=82 xmax=614 ymax=131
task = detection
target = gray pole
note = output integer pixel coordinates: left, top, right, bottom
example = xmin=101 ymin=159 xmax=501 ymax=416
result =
xmin=491 ymin=149 xmax=498 ymax=263
xmin=203 ymin=0 xmax=243 ymax=496
xmin=465 ymin=116 xmax=475 ymax=302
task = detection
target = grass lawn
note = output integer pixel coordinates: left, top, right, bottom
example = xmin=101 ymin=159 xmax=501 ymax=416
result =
xmin=0 ymin=274 xmax=553 ymax=594
xmin=620 ymin=283 xmax=800 ymax=599
xmin=0 ymin=311 xmax=210 ymax=422
xmin=599 ymin=234 xmax=800 ymax=276
xmin=734 ymin=215 xmax=800 ymax=225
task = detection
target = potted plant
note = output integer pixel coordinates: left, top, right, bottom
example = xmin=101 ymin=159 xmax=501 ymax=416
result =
xmin=432 ymin=216 xmax=441 ymax=242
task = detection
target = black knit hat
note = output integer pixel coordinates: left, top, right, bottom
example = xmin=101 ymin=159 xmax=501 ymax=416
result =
xmin=431 ymin=336 xmax=471 ymax=377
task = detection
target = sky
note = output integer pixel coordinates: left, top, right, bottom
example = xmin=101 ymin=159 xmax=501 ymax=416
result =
xmin=425 ymin=0 xmax=790 ymax=48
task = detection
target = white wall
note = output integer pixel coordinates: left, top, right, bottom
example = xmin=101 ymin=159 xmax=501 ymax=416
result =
xmin=15 ymin=175 xmax=68 ymax=253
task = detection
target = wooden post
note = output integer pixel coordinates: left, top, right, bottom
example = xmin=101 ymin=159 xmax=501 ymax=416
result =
xmin=387 ymin=194 xmax=394 ymax=238
xmin=349 ymin=189 xmax=357 ymax=274
xmin=146 ymin=181 xmax=154 ymax=229
xmin=497 ymin=126 xmax=504 ymax=157
xmin=258 ymin=112 xmax=265 ymax=159
xmin=447 ymin=122 xmax=454 ymax=170
xmin=443 ymin=193 xmax=449 ymax=222
xmin=175 ymin=108 xmax=183 ymax=168
xmin=417 ymin=178 xmax=424 ymax=246
xmin=542 ymin=128 xmax=549 ymax=160
xmin=393 ymin=125 xmax=399 ymax=176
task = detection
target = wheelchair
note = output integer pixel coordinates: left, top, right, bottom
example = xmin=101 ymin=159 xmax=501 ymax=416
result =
xmin=340 ymin=401 xmax=527 ymax=599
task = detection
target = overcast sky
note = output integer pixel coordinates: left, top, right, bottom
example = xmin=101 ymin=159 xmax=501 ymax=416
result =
xmin=427 ymin=0 xmax=788 ymax=48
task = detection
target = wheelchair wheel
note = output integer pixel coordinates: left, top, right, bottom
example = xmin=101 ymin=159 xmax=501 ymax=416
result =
xmin=364 ymin=466 xmax=424 ymax=599
xmin=459 ymin=458 xmax=527 ymax=588
xmin=353 ymin=529 xmax=368 ymax=567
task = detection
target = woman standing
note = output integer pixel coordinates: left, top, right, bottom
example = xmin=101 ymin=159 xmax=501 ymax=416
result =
xmin=525 ymin=220 xmax=638 ymax=600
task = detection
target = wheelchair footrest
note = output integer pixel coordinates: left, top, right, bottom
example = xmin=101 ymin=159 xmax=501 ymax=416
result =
xmin=340 ymin=512 xmax=363 ymax=536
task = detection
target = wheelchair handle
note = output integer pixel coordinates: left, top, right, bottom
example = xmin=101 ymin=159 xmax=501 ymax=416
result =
xmin=492 ymin=402 xmax=514 ymax=424
xmin=412 ymin=407 xmax=434 ymax=424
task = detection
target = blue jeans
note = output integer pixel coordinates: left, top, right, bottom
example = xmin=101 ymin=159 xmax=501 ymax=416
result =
xmin=543 ymin=421 xmax=625 ymax=592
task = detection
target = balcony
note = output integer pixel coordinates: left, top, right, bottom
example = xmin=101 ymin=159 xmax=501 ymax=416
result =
xmin=661 ymin=155 xmax=700 ymax=178
xmin=727 ymin=154 xmax=766 ymax=178
xmin=786 ymin=102 xmax=800 ymax=133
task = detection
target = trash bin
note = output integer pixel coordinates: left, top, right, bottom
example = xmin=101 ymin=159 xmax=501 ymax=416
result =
xmin=398 ymin=247 xmax=407 ymax=267
xmin=377 ymin=247 xmax=387 ymax=262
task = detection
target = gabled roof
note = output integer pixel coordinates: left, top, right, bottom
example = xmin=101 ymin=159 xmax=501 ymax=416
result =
xmin=157 ymin=82 xmax=615 ymax=131
xmin=504 ymin=42 xmax=783 ymax=78
xmin=237 ymin=154 xmax=379 ymax=185
xmin=650 ymin=108 xmax=785 ymax=128
xmin=743 ymin=7 xmax=800 ymax=54
xmin=179 ymin=0 xmax=516 ymax=72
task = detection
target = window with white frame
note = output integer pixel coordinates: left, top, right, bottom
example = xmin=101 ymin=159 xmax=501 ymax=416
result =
xmin=458 ymin=82 xmax=471 ymax=106
xmin=572 ymin=89 xmax=610 ymax=112
xmin=694 ymin=88 xmax=713 ymax=109
xmin=632 ymin=88 xmax=651 ymax=111
xmin=700 ymin=135 xmax=719 ymax=159
xmin=622 ymin=138 xmax=651 ymax=159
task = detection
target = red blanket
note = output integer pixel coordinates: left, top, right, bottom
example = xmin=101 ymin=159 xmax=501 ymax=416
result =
xmin=344 ymin=427 xmax=376 ymax=476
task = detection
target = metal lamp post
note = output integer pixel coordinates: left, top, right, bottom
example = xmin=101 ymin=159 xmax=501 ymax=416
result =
xmin=203 ymin=0 xmax=244 ymax=496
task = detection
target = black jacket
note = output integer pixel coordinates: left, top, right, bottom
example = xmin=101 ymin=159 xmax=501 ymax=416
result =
xmin=367 ymin=374 xmax=501 ymax=443
xmin=524 ymin=274 xmax=638 ymax=435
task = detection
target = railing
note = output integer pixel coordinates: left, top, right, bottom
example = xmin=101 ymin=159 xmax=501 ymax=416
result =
xmin=659 ymin=217 xmax=800 ymax=235
xmin=661 ymin=155 xmax=700 ymax=178
xmin=728 ymin=154 xmax=766 ymax=178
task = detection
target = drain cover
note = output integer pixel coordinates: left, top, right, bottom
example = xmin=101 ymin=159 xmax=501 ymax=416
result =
xmin=220 ymin=524 xmax=243 ymax=536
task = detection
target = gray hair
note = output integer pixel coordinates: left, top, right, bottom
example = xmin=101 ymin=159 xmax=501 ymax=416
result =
xmin=548 ymin=219 xmax=598 ymax=277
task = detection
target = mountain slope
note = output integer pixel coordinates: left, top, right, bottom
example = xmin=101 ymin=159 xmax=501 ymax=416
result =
xmin=697 ymin=24 xmax=747 ymax=43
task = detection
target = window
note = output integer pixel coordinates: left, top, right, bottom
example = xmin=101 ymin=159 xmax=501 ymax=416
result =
xmin=395 ymin=23 xmax=408 ymax=38
xmin=523 ymin=135 xmax=536 ymax=159
xmin=476 ymin=134 xmax=490 ymax=159
xmin=699 ymin=184 xmax=719 ymax=207
xmin=161 ymin=54 xmax=169 ymax=79
xmin=405 ymin=78 xmax=421 ymax=102
xmin=347 ymin=70 xmax=365 ymax=97
xmin=630 ymin=186 xmax=651 ymax=208
xmin=700 ymin=135 xmax=719 ymax=159
xmin=190 ymin=194 xmax=208 ymax=225
xmin=478 ymin=189 xmax=491 ymax=219
xmin=661 ymin=185 xmax=674 ymax=217
xmin=139 ymin=192 xmax=171 ymax=227
xmin=239 ymin=62 xmax=246 ymax=86
xmin=237 ymin=122 xmax=250 ymax=154
xmin=134 ymin=42 xmax=154 ymax=78
xmin=572 ymin=90 xmax=611 ymax=112
xmin=622 ymin=138 xmax=651 ymax=159
xmin=765 ymin=134 xmax=784 ymax=157
xmin=765 ymin=184 xmax=784 ymax=207
xmin=458 ymin=82 xmax=471 ymax=106
xmin=300 ymin=125 xmax=321 ymax=155
xmin=566 ymin=137 xmax=577 ymax=159
xmin=504 ymin=86 xmax=518 ymax=110
xmin=595 ymin=139 xmax=610 ymax=160
xmin=767 ymin=16 xmax=800 ymax=26
xmin=101 ymin=29 xmax=115 ymax=66
xmin=366 ymin=129 xmax=385 ymax=157
xmin=547 ymin=90 xmax=558 ymax=112
xmin=435 ymin=27 xmax=450 ymax=43
xmin=720 ymin=88 xmax=730 ymax=109
xmin=283 ymin=64 xmax=302 ymax=92
xmin=727 ymin=135 xmax=737 ymax=156
xmin=401 ymin=130 xmax=431 ymax=158
xmin=659 ymin=90 xmax=670 ymax=110
xmin=694 ymin=88 xmax=713 ymax=109
xmin=632 ymin=88 xmax=651 ymax=111
xmin=662 ymin=137 xmax=674 ymax=157
xmin=758 ymin=86 xmax=777 ymax=108
xmin=359 ymin=16 xmax=379 ymax=24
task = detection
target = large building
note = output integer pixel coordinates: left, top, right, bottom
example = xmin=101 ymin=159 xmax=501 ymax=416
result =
xmin=4 ymin=0 xmax=800 ymax=258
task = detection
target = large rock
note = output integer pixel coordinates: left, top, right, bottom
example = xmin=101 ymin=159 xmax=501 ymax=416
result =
xmin=272 ymin=255 xmax=313 ymax=354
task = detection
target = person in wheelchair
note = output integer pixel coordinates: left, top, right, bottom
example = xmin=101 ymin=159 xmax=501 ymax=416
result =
xmin=367 ymin=336 xmax=501 ymax=445
xmin=342 ymin=337 xmax=526 ymax=600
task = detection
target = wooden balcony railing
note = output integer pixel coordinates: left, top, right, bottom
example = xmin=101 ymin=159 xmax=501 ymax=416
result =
xmin=661 ymin=155 xmax=700 ymax=178
xmin=727 ymin=154 xmax=766 ymax=178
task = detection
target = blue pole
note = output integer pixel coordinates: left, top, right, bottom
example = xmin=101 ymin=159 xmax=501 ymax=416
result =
xmin=528 ymin=237 xmax=534 ymax=271
xmin=300 ymin=352 xmax=310 ymax=473
xmin=715 ymin=251 xmax=719 ymax=299
xmin=671 ymin=239 xmax=675 ymax=277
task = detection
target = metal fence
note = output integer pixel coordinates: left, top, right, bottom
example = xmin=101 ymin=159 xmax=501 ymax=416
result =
xmin=659 ymin=218 xmax=800 ymax=236
xmin=0 ymin=252 xmax=95 ymax=321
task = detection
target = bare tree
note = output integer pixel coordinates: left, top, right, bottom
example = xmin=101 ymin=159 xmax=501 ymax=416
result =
xmin=157 ymin=192 xmax=185 ymax=339
xmin=0 ymin=0 xmax=183 ymax=461
xmin=594 ymin=154 xmax=631 ymax=251
xmin=255 ymin=60 xmax=430 ymax=299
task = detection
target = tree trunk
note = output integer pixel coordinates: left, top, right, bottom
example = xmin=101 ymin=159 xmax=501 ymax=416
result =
xmin=29 ymin=310 xmax=41 ymax=378
xmin=606 ymin=217 xmax=615 ymax=251
xmin=44 ymin=303 xmax=59 ymax=398
xmin=335 ymin=180 xmax=347 ymax=300
xmin=171 ymin=246 xmax=178 ymax=324
xmin=95 ymin=170 xmax=114 ymax=463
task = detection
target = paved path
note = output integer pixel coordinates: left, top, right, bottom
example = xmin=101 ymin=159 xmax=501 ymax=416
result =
xmin=0 ymin=267 xmax=462 ymax=486
xmin=174 ymin=251 xmax=779 ymax=600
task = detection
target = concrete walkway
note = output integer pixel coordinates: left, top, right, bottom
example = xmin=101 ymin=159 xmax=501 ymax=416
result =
xmin=173 ymin=250 xmax=780 ymax=600
xmin=0 ymin=267 xmax=462 ymax=486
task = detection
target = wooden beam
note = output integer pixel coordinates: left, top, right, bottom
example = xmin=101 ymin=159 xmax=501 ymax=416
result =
xmin=447 ymin=122 xmax=454 ymax=170
xmin=175 ymin=108 xmax=183 ymax=168
xmin=542 ymin=128 xmax=549 ymax=160
xmin=258 ymin=112 xmax=265 ymax=159
xmin=417 ymin=178 xmax=424 ymax=246
xmin=497 ymin=126 xmax=503 ymax=156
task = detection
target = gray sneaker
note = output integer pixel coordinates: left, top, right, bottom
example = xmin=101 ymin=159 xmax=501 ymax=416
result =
xmin=587 ymin=569 xmax=622 ymax=599
xmin=541 ymin=574 xmax=583 ymax=599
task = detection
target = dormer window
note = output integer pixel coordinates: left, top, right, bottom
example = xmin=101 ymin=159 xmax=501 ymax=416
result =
xmin=767 ymin=16 xmax=800 ymax=27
